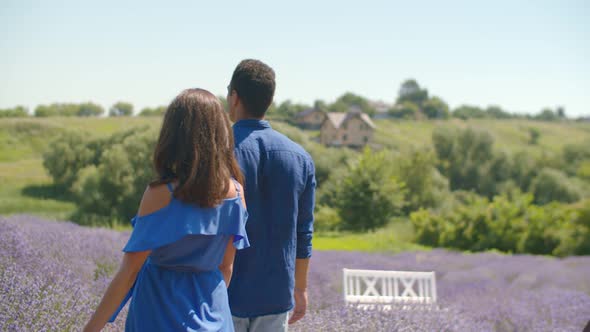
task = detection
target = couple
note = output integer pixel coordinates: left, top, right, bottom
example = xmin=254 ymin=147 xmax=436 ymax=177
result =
xmin=83 ymin=59 xmax=316 ymax=332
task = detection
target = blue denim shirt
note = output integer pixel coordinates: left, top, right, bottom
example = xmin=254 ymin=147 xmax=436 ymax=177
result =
xmin=228 ymin=119 xmax=316 ymax=317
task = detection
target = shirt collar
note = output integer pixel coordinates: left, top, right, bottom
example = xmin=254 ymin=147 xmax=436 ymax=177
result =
xmin=233 ymin=119 xmax=271 ymax=129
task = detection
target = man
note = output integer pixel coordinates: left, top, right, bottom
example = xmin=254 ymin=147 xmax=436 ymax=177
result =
xmin=226 ymin=59 xmax=316 ymax=332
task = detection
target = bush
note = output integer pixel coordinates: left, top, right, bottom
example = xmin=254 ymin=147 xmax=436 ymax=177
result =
xmin=528 ymin=127 xmax=540 ymax=145
xmin=410 ymin=191 xmax=587 ymax=256
xmin=43 ymin=127 xmax=157 ymax=225
xmin=394 ymin=149 xmax=448 ymax=212
xmin=433 ymin=127 xmax=497 ymax=195
xmin=562 ymin=143 xmax=590 ymax=177
xmin=43 ymin=132 xmax=96 ymax=189
xmin=306 ymin=143 xmax=355 ymax=187
xmin=509 ymin=151 xmax=539 ymax=192
xmin=422 ymin=97 xmax=450 ymax=119
xmin=314 ymin=205 xmax=342 ymax=232
xmin=530 ymin=168 xmax=584 ymax=204
xmin=330 ymin=148 xmax=406 ymax=231
xmin=576 ymin=161 xmax=590 ymax=181
xmin=92 ymin=131 xmax=156 ymax=220
xmin=554 ymin=202 xmax=590 ymax=255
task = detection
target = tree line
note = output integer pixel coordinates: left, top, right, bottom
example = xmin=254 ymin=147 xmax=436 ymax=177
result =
xmin=0 ymin=102 xmax=162 ymax=117
xmin=1 ymin=79 xmax=583 ymax=120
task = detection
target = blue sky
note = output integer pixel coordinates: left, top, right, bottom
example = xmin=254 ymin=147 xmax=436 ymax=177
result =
xmin=1 ymin=0 xmax=589 ymax=116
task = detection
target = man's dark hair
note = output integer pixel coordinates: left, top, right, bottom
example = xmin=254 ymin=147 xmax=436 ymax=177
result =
xmin=230 ymin=59 xmax=276 ymax=118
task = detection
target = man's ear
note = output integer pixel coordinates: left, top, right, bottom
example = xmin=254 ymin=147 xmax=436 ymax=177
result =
xmin=231 ymin=93 xmax=241 ymax=109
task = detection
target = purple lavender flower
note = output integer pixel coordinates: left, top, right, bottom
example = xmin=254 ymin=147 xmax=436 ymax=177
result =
xmin=1 ymin=215 xmax=589 ymax=331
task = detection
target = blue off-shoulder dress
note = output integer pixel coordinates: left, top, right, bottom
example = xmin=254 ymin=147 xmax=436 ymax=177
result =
xmin=108 ymin=181 xmax=249 ymax=332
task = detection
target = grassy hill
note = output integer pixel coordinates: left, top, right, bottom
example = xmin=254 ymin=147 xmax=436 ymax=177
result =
xmin=0 ymin=117 xmax=161 ymax=219
xmin=1 ymin=116 xmax=589 ymax=252
xmin=374 ymin=118 xmax=590 ymax=156
xmin=2 ymin=116 xmax=589 ymax=219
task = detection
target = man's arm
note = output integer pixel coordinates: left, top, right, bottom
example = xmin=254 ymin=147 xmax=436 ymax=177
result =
xmin=289 ymin=159 xmax=316 ymax=325
xmin=289 ymin=258 xmax=310 ymax=324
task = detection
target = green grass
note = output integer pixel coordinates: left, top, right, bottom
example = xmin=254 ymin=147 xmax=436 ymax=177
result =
xmin=0 ymin=159 xmax=76 ymax=219
xmin=314 ymin=219 xmax=427 ymax=253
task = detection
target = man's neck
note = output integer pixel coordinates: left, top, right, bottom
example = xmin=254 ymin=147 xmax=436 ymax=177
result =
xmin=234 ymin=110 xmax=265 ymax=122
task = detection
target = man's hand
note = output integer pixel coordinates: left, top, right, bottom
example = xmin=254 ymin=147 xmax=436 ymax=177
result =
xmin=288 ymin=288 xmax=308 ymax=325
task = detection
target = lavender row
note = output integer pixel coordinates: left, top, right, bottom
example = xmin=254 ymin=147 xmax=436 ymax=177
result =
xmin=1 ymin=215 xmax=589 ymax=331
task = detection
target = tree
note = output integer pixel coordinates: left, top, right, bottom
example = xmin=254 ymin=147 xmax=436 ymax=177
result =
xmin=77 ymin=102 xmax=104 ymax=117
xmin=395 ymin=149 xmax=448 ymax=212
xmin=275 ymin=100 xmax=309 ymax=119
xmin=485 ymin=105 xmax=512 ymax=119
xmin=0 ymin=106 xmax=29 ymax=118
xmin=388 ymin=101 xmax=420 ymax=119
xmin=422 ymin=96 xmax=450 ymax=119
xmin=313 ymin=100 xmax=329 ymax=112
xmin=536 ymin=108 xmax=558 ymax=121
xmin=452 ymin=105 xmax=485 ymax=119
xmin=43 ymin=132 xmax=96 ymax=189
xmin=329 ymin=92 xmax=375 ymax=116
xmin=333 ymin=148 xmax=406 ymax=231
xmin=139 ymin=106 xmax=167 ymax=116
xmin=33 ymin=102 xmax=104 ymax=117
xmin=396 ymin=79 xmax=428 ymax=106
xmin=433 ymin=127 xmax=498 ymax=196
xmin=34 ymin=103 xmax=79 ymax=117
xmin=109 ymin=102 xmax=134 ymax=116
xmin=305 ymin=142 xmax=354 ymax=188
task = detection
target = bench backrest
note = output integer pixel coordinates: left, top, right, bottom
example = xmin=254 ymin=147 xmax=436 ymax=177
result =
xmin=343 ymin=268 xmax=437 ymax=304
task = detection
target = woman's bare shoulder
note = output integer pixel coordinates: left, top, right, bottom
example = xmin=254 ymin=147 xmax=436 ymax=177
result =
xmin=137 ymin=183 xmax=173 ymax=217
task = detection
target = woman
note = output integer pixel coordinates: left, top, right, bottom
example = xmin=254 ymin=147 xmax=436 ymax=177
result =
xmin=84 ymin=88 xmax=249 ymax=331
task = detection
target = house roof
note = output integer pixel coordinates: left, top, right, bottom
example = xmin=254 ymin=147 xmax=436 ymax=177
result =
xmin=325 ymin=111 xmax=376 ymax=129
xmin=325 ymin=112 xmax=347 ymax=128
xmin=295 ymin=108 xmax=324 ymax=118
xmin=359 ymin=113 xmax=377 ymax=128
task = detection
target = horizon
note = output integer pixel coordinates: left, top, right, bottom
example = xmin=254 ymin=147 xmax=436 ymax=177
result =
xmin=1 ymin=0 xmax=589 ymax=116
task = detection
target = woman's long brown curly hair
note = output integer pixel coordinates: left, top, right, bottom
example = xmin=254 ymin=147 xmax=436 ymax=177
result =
xmin=151 ymin=88 xmax=243 ymax=207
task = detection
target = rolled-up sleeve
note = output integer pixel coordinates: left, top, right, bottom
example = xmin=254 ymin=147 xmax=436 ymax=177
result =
xmin=296 ymin=158 xmax=316 ymax=259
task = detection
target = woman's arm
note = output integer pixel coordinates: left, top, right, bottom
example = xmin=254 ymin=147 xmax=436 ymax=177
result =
xmin=83 ymin=251 xmax=149 ymax=332
xmin=219 ymin=237 xmax=236 ymax=287
xmin=218 ymin=179 xmax=246 ymax=287
xmin=83 ymin=185 xmax=170 ymax=331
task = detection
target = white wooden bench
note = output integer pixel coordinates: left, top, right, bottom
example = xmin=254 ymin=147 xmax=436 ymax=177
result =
xmin=343 ymin=268 xmax=437 ymax=308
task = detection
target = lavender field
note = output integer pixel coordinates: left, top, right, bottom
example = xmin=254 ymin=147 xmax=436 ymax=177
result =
xmin=1 ymin=215 xmax=589 ymax=331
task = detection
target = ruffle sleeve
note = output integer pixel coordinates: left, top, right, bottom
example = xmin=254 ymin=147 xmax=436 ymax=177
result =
xmin=123 ymin=197 xmax=249 ymax=252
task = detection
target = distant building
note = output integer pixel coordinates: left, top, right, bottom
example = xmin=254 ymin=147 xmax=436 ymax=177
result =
xmin=320 ymin=110 xmax=376 ymax=148
xmin=370 ymin=100 xmax=392 ymax=119
xmin=294 ymin=108 xmax=327 ymax=129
